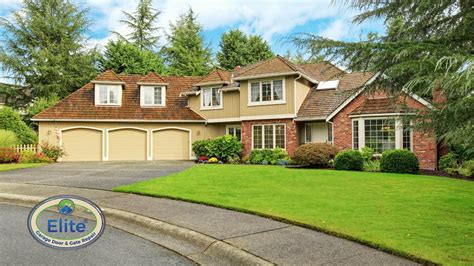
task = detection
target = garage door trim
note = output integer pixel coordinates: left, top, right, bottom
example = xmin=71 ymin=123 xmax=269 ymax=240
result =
xmin=107 ymin=127 xmax=150 ymax=160
xmin=151 ymin=127 xmax=192 ymax=160
xmin=60 ymin=126 xmax=105 ymax=161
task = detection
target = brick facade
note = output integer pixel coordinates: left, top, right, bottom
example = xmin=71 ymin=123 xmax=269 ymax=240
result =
xmin=241 ymin=119 xmax=298 ymax=156
xmin=331 ymin=92 xmax=438 ymax=170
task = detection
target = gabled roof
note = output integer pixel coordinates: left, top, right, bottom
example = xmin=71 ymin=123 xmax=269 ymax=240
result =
xmin=137 ymin=72 xmax=168 ymax=85
xmin=349 ymin=98 xmax=409 ymax=116
xmin=194 ymin=69 xmax=231 ymax=86
xmin=297 ymin=72 xmax=374 ymax=120
xmin=297 ymin=62 xmax=344 ymax=81
xmin=33 ymin=74 xmax=205 ymax=121
xmin=91 ymin=70 xmax=125 ymax=84
xmin=232 ymin=56 xmax=319 ymax=83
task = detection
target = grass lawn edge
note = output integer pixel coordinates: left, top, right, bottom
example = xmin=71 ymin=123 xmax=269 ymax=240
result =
xmin=113 ymin=187 xmax=437 ymax=265
xmin=0 ymin=163 xmax=47 ymax=172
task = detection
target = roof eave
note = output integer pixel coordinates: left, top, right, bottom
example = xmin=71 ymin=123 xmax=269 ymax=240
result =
xmin=136 ymin=82 xmax=169 ymax=86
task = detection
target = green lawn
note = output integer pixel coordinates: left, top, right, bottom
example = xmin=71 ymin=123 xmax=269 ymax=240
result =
xmin=0 ymin=163 xmax=46 ymax=172
xmin=115 ymin=165 xmax=474 ymax=265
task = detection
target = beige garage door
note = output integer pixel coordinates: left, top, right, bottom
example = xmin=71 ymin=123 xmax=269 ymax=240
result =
xmin=109 ymin=129 xmax=147 ymax=161
xmin=62 ymin=128 xmax=102 ymax=161
xmin=153 ymin=129 xmax=190 ymax=160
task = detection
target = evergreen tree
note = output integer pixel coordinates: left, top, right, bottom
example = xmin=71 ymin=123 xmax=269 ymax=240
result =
xmin=217 ymin=29 xmax=273 ymax=70
xmin=114 ymin=0 xmax=161 ymax=50
xmin=99 ymin=40 xmax=165 ymax=75
xmin=292 ymin=0 xmax=474 ymax=156
xmin=0 ymin=0 xmax=97 ymax=107
xmin=163 ymin=8 xmax=212 ymax=76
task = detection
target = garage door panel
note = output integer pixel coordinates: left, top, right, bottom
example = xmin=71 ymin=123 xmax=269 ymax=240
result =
xmin=109 ymin=129 xmax=147 ymax=161
xmin=153 ymin=129 xmax=189 ymax=160
xmin=62 ymin=129 xmax=102 ymax=162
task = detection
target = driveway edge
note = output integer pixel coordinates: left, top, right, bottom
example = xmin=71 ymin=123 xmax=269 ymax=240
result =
xmin=0 ymin=192 xmax=273 ymax=265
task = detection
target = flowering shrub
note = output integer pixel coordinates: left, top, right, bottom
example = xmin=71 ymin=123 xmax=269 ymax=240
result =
xmin=40 ymin=142 xmax=65 ymax=162
xmin=208 ymin=157 xmax=219 ymax=163
xmin=0 ymin=147 xmax=19 ymax=163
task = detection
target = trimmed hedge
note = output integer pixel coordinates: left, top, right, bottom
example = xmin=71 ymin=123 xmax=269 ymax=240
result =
xmin=334 ymin=150 xmax=364 ymax=171
xmin=291 ymin=143 xmax=337 ymax=168
xmin=380 ymin=149 xmax=419 ymax=174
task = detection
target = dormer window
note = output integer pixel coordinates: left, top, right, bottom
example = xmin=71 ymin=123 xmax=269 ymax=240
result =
xmin=201 ymin=87 xmax=222 ymax=109
xmin=95 ymin=84 xmax=122 ymax=106
xmin=317 ymin=80 xmax=339 ymax=90
xmin=141 ymin=86 xmax=165 ymax=107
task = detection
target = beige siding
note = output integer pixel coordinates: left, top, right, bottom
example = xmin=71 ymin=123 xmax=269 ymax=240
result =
xmin=61 ymin=128 xmax=102 ymax=161
xmin=240 ymin=76 xmax=295 ymax=116
xmin=109 ymin=129 xmax=147 ymax=160
xmin=188 ymin=90 xmax=240 ymax=119
xmin=153 ymin=129 xmax=189 ymax=160
xmin=38 ymin=122 xmax=226 ymax=161
xmin=295 ymin=78 xmax=311 ymax=112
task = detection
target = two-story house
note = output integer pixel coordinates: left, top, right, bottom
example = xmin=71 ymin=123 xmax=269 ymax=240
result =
xmin=33 ymin=56 xmax=438 ymax=169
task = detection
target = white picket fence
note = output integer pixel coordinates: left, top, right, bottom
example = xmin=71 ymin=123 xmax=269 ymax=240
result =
xmin=12 ymin=144 xmax=38 ymax=153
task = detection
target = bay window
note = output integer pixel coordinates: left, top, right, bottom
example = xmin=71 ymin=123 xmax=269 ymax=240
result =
xmin=352 ymin=117 xmax=412 ymax=154
xmin=249 ymin=79 xmax=285 ymax=105
xmin=202 ymin=87 xmax=222 ymax=109
xmin=141 ymin=86 xmax=165 ymax=106
xmin=252 ymin=124 xmax=285 ymax=149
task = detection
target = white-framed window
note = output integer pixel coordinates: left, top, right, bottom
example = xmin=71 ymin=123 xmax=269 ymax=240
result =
xmin=226 ymin=125 xmax=242 ymax=141
xmin=95 ymin=84 xmax=122 ymax=106
xmin=248 ymin=79 xmax=285 ymax=106
xmin=201 ymin=87 xmax=222 ymax=109
xmin=140 ymin=86 xmax=165 ymax=107
xmin=252 ymin=124 xmax=285 ymax=149
xmin=351 ymin=117 xmax=413 ymax=154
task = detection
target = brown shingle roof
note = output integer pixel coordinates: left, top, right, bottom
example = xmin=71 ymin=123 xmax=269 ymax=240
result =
xmin=297 ymin=72 xmax=374 ymax=119
xmin=194 ymin=69 xmax=231 ymax=86
xmin=297 ymin=62 xmax=344 ymax=81
xmin=349 ymin=98 xmax=407 ymax=115
xmin=233 ymin=56 xmax=307 ymax=79
xmin=34 ymin=74 xmax=204 ymax=121
xmin=92 ymin=70 xmax=124 ymax=83
xmin=137 ymin=72 xmax=167 ymax=84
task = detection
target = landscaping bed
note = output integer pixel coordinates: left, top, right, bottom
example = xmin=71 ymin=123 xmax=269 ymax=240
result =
xmin=115 ymin=165 xmax=474 ymax=265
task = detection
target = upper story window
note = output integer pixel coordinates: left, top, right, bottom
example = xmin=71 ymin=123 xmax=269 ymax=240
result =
xmin=249 ymin=79 xmax=285 ymax=106
xmin=201 ymin=87 xmax=222 ymax=109
xmin=95 ymin=84 xmax=122 ymax=106
xmin=140 ymin=86 xmax=165 ymax=107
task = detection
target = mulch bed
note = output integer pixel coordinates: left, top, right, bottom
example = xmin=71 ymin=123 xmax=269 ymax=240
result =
xmin=419 ymin=169 xmax=473 ymax=181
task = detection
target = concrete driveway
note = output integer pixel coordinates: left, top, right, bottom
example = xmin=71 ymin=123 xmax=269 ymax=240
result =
xmin=0 ymin=161 xmax=193 ymax=190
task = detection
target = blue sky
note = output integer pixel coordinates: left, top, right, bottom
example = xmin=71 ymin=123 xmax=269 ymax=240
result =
xmin=0 ymin=0 xmax=385 ymax=82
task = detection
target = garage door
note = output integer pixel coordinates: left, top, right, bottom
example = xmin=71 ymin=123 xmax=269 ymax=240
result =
xmin=109 ymin=128 xmax=147 ymax=161
xmin=62 ymin=128 xmax=102 ymax=161
xmin=153 ymin=129 xmax=190 ymax=160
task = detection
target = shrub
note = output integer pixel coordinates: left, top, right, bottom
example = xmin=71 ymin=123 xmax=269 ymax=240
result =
xmin=291 ymin=143 xmax=337 ymax=168
xmin=360 ymin=147 xmax=375 ymax=162
xmin=248 ymin=148 xmax=289 ymax=165
xmin=363 ymin=160 xmax=380 ymax=172
xmin=192 ymin=139 xmax=211 ymax=157
xmin=0 ymin=107 xmax=37 ymax=144
xmin=227 ymin=156 xmax=241 ymax=164
xmin=380 ymin=149 xmax=419 ymax=174
xmin=19 ymin=150 xmax=36 ymax=163
xmin=0 ymin=129 xmax=19 ymax=148
xmin=438 ymin=153 xmax=458 ymax=171
xmin=0 ymin=147 xmax=19 ymax=163
xmin=40 ymin=143 xmax=65 ymax=162
xmin=334 ymin=150 xmax=364 ymax=171
xmin=206 ymin=135 xmax=242 ymax=162
xmin=459 ymin=160 xmax=474 ymax=177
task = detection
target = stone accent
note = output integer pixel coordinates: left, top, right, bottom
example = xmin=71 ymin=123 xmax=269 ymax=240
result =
xmin=331 ymin=91 xmax=437 ymax=170
xmin=241 ymin=119 xmax=298 ymax=156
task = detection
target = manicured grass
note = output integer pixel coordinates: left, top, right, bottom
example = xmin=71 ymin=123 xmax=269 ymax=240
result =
xmin=115 ymin=165 xmax=474 ymax=265
xmin=0 ymin=163 xmax=46 ymax=172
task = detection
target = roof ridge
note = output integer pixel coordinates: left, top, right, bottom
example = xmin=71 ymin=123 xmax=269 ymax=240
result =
xmin=234 ymin=57 xmax=273 ymax=77
xmin=93 ymin=70 xmax=125 ymax=82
